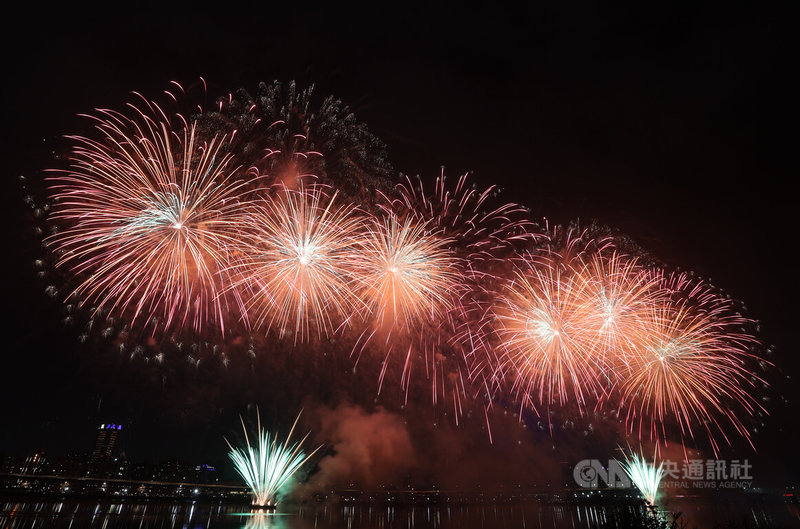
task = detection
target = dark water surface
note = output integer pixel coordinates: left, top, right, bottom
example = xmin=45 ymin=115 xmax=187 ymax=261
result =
xmin=0 ymin=497 xmax=798 ymax=528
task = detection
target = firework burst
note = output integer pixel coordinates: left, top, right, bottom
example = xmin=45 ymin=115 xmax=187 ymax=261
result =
xmin=356 ymin=214 xmax=460 ymax=333
xmin=372 ymin=171 xmax=538 ymax=414
xmin=229 ymin=185 xmax=365 ymax=341
xmin=489 ymin=254 xmax=609 ymax=413
xmin=348 ymin=212 xmax=467 ymax=409
xmin=388 ymin=171 xmax=537 ymax=263
xmin=227 ymin=411 xmax=320 ymax=508
xmin=47 ymin=100 xmax=249 ymax=334
xmin=38 ymin=83 xmax=771 ymax=455
xmin=572 ymin=252 xmax=663 ymax=372
xmin=200 ymin=80 xmax=394 ymax=197
xmin=619 ymin=272 xmax=763 ymax=453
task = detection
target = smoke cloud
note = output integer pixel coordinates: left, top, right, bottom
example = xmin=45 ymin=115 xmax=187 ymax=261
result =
xmin=306 ymin=403 xmax=416 ymax=490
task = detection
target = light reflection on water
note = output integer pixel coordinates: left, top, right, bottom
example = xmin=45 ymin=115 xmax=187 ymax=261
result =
xmin=0 ymin=498 xmax=797 ymax=528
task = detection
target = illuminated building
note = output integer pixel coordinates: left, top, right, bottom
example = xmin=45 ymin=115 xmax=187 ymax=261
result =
xmin=21 ymin=452 xmax=47 ymax=474
xmin=90 ymin=423 xmax=121 ymax=463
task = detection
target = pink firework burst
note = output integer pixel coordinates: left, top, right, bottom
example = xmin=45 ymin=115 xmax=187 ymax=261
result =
xmin=48 ymin=98 xmax=249 ymax=334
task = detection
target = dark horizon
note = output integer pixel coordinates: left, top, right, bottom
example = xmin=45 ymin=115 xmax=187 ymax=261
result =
xmin=1 ymin=4 xmax=795 ymax=491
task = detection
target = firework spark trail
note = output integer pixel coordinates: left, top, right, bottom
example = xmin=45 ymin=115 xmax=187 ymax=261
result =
xmin=351 ymin=212 xmax=466 ymax=409
xmin=490 ymin=253 xmax=609 ymax=415
xmin=227 ymin=411 xmax=320 ymax=508
xmin=571 ymin=252 xmax=664 ymax=375
xmin=355 ymin=213 xmax=460 ymax=333
xmin=47 ymin=100 xmax=249 ymax=334
xmin=369 ymin=172 xmax=539 ymax=415
xmin=618 ymin=272 xmax=764 ymax=454
xmin=389 ymin=171 xmax=538 ymax=263
xmin=42 ymin=84 xmax=770 ymax=453
xmin=228 ymin=185 xmax=365 ymax=341
xmin=619 ymin=451 xmax=663 ymax=505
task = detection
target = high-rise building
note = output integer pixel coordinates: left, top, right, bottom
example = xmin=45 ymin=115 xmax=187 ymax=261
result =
xmin=90 ymin=423 xmax=121 ymax=462
xmin=21 ymin=451 xmax=47 ymax=474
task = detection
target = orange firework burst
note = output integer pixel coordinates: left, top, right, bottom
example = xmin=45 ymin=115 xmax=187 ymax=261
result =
xmin=467 ymin=229 xmax=613 ymax=412
xmin=572 ymin=252 xmax=663 ymax=370
xmin=355 ymin=214 xmax=461 ymax=333
xmin=229 ymin=185 xmax=364 ymax=341
xmin=350 ymin=213 xmax=465 ymax=406
xmin=490 ymin=254 xmax=607 ymax=413
xmin=374 ymin=171 xmax=538 ymax=414
xmin=619 ymin=272 xmax=764 ymax=454
xmin=47 ymin=100 xmax=248 ymax=334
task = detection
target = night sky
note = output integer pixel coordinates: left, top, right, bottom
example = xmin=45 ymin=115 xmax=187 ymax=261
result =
xmin=1 ymin=5 xmax=795 ymax=488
